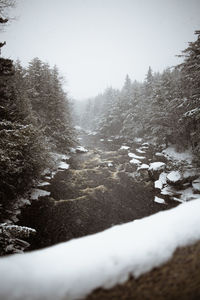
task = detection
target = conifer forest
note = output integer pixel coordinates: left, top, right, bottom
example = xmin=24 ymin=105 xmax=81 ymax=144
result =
xmin=0 ymin=1 xmax=200 ymax=299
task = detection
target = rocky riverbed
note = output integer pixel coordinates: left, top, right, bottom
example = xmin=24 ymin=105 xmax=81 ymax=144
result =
xmin=17 ymin=129 xmax=200 ymax=250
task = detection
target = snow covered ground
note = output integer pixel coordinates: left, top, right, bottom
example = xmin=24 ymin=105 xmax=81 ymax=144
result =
xmin=0 ymin=199 xmax=200 ymax=300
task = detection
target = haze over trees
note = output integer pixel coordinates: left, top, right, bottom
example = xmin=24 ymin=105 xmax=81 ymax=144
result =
xmin=80 ymin=30 xmax=200 ymax=161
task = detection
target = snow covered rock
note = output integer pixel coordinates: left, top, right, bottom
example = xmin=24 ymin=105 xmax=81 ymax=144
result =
xmin=136 ymin=148 xmax=146 ymax=154
xmin=30 ymin=189 xmax=50 ymax=200
xmin=137 ymin=164 xmax=149 ymax=171
xmin=70 ymin=147 xmax=76 ymax=153
xmin=176 ymin=187 xmax=200 ymax=202
xmin=41 ymin=168 xmax=51 ymax=176
xmin=130 ymin=158 xmax=141 ymax=165
xmin=120 ymin=145 xmax=130 ymax=150
xmin=58 ymin=161 xmax=70 ymax=170
xmin=161 ymin=185 xmax=182 ymax=197
xmin=166 ymin=171 xmax=182 ymax=186
xmin=1 ymin=199 xmax=200 ymax=300
xmin=107 ymin=162 xmax=113 ymax=167
xmin=37 ymin=181 xmax=50 ymax=187
xmin=128 ymin=152 xmax=145 ymax=160
xmin=76 ymin=146 xmax=88 ymax=153
xmin=134 ymin=137 xmax=143 ymax=143
xmin=161 ymin=185 xmax=200 ymax=203
xmin=192 ymin=178 xmax=200 ymax=193
xmin=155 ymin=152 xmax=165 ymax=157
xmin=137 ymin=164 xmax=150 ymax=181
xmin=166 ymin=169 xmax=199 ymax=187
xmin=154 ymin=196 xmax=166 ymax=204
xmin=154 ymin=172 xmax=167 ymax=190
xmin=148 ymin=162 xmax=166 ymax=180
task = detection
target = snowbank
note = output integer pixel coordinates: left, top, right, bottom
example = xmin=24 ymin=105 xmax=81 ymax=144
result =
xmin=1 ymin=199 xmax=200 ymax=300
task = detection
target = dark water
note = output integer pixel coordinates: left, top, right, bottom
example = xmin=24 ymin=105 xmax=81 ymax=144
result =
xmin=19 ymin=133 xmax=177 ymax=250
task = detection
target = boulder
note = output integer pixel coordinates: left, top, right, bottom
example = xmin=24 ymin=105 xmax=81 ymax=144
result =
xmin=128 ymin=152 xmax=145 ymax=160
xmin=166 ymin=171 xmax=182 ymax=186
xmin=137 ymin=164 xmax=150 ymax=181
xmin=154 ymin=172 xmax=167 ymax=190
xmin=136 ymin=148 xmax=146 ymax=154
xmin=130 ymin=158 xmax=141 ymax=165
xmin=137 ymin=164 xmax=149 ymax=171
xmin=154 ymin=196 xmax=166 ymax=204
xmin=166 ymin=169 xmax=199 ymax=187
xmin=148 ymin=162 xmax=166 ymax=180
xmin=119 ymin=145 xmax=130 ymax=150
xmin=76 ymin=146 xmax=88 ymax=153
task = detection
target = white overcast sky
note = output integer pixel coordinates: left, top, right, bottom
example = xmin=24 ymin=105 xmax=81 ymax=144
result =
xmin=1 ymin=0 xmax=200 ymax=100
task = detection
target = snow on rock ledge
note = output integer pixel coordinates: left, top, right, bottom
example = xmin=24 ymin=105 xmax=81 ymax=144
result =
xmin=1 ymin=199 xmax=200 ymax=300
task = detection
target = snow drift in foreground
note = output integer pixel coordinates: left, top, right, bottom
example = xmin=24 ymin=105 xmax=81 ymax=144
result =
xmin=1 ymin=199 xmax=200 ymax=300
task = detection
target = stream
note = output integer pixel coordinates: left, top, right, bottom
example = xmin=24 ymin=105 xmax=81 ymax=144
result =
xmin=18 ymin=130 xmax=177 ymax=250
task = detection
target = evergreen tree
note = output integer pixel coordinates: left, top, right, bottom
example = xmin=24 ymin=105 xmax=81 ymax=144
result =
xmin=144 ymin=66 xmax=154 ymax=99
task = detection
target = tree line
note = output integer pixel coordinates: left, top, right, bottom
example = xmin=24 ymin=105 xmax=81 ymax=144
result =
xmin=80 ymin=31 xmax=200 ymax=158
xmin=0 ymin=52 xmax=74 ymax=220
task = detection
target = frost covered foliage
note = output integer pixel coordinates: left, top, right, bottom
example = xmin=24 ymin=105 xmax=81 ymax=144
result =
xmin=0 ymin=57 xmax=49 ymax=220
xmin=80 ymin=31 xmax=200 ymax=158
xmin=26 ymin=58 xmax=75 ymax=152
xmin=0 ymin=122 xmax=48 ymax=216
xmin=0 ymin=223 xmax=36 ymax=255
xmin=0 ymin=55 xmax=74 ymax=221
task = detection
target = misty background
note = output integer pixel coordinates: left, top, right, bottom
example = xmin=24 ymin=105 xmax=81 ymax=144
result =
xmin=1 ymin=0 xmax=200 ymax=100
